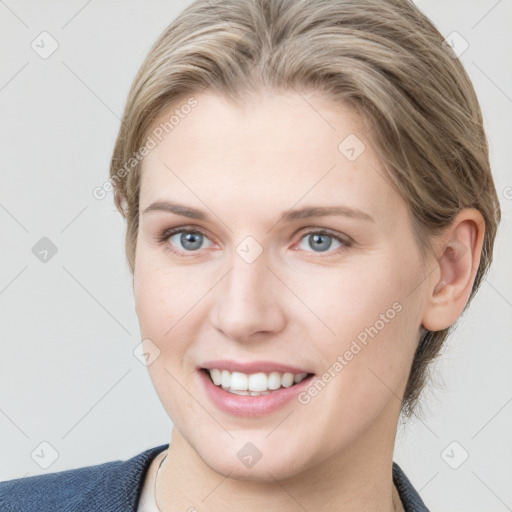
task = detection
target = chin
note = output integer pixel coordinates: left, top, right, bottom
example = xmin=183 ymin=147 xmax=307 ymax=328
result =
xmin=211 ymin=457 xmax=304 ymax=483
xmin=192 ymin=436 xmax=309 ymax=483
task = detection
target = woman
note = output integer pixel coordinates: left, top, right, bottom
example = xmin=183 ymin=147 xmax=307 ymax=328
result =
xmin=0 ymin=0 xmax=501 ymax=510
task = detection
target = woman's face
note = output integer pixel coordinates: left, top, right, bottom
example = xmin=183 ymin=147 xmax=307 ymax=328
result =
xmin=134 ymin=90 xmax=429 ymax=480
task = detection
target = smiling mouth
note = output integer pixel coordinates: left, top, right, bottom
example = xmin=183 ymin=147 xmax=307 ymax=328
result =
xmin=200 ymin=368 xmax=315 ymax=396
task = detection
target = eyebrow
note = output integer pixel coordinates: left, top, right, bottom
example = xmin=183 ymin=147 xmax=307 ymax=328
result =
xmin=141 ymin=201 xmax=374 ymax=223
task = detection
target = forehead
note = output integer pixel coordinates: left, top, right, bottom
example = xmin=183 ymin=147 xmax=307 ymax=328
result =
xmin=139 ymin=91 xmax=404 ymax=222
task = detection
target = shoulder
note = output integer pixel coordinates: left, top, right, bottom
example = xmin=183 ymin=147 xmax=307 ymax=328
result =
xmin=0 ymin=444 xmax=168 ymax=512
xmin=392 ymin=461 xmax=430 ymax=512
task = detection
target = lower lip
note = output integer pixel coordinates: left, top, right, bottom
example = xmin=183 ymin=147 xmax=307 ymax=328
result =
xmin=198 ymin=369 xmax=315 ymax=417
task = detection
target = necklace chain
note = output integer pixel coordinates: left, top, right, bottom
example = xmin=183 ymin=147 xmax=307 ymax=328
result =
xmin=154 ymin=452 xmax=167 ymax=512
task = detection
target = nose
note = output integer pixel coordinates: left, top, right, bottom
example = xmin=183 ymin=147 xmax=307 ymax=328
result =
xmin=210 ymin=249 xmax=286 ymax=342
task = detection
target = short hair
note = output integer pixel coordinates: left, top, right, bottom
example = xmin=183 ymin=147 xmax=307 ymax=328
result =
xmin=110 ymin=0 xmax=501 ymax=417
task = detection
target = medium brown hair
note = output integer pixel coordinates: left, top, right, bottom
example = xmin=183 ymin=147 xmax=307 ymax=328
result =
xmin=110 ymin=0 xmax=501 ymax=417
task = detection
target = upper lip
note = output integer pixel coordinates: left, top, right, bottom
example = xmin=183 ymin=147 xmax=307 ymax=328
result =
xmin=199 ymin=359 xmax=314 ymax=375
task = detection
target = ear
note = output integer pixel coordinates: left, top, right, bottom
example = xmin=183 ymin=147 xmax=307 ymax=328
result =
xmin=422 ymin=209 xmax=485 ymax=331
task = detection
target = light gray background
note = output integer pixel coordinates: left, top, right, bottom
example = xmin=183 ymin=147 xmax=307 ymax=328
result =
xmin=1 ymin=1 xmax=511 ymax=510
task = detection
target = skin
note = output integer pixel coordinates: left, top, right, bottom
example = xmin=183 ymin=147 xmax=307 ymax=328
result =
xmin=133 ymin=90 xmax=484 ymax=511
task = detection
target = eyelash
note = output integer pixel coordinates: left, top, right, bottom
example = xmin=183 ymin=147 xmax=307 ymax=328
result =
xmin=156 ymin=225 xmax=353 ymax=258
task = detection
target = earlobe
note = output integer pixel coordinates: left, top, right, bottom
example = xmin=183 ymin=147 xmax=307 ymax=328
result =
xmin=422 ymin=209 xmax=485 ymax=332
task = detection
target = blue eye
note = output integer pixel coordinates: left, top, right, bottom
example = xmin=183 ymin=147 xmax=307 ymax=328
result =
xmin=158 ymin=227 xmax=351 ymax=257
xmin=163 ymin=229 xmax=213 ymax=254
xmin=297 ymin=231 xmax=350 ymax=254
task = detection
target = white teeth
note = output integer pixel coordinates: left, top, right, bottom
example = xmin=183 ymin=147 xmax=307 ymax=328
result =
xmin=294 ymin=373 xmax=306 ymax=384
xmin=282 ymin=373 xmax=295 ymax=388
xmin=229 ymin=389 xmax=250 ymax=395
xmin=206 ymin=368 xmax=309 ymax=393
xmin=221 ymin=370 xmax=231 ymax=388
xmin=267 ymin=372 xmax=282 ymax=390
xmin=231 ymin=372 xmax=249 ymax=390
xmin=229 ymin=389 xmax=272 ymax=396
xmin=210 ymin=368 xmax=222 ymax=386
xmin=249 ymin=372 xmax=268 ymax=391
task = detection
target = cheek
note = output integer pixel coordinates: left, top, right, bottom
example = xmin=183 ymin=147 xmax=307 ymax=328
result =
xmin=296 ymin=283 xmax=420 ymax=445
xmin=134 ymin=250 xmax=202 ymax=334
xmin=133 ymin=260 xmax=206 ymax=419
xmin=134 ymin=271 xmax=171 ymax=339
xmin=289 ymin=256 xmax=412 ymax=340
xmin=291 ymin=253 xmax=422 ymax=394
xmin=133 ymin=255 xmax=217 ymax=381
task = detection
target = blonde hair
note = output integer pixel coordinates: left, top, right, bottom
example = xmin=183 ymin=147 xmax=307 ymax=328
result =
xmin=110 ymin=0 xmax=501 ymax=416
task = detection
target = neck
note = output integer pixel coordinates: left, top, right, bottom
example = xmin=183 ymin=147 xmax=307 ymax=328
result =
xmin=155 ymin=412 xmax=401 ymax=512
